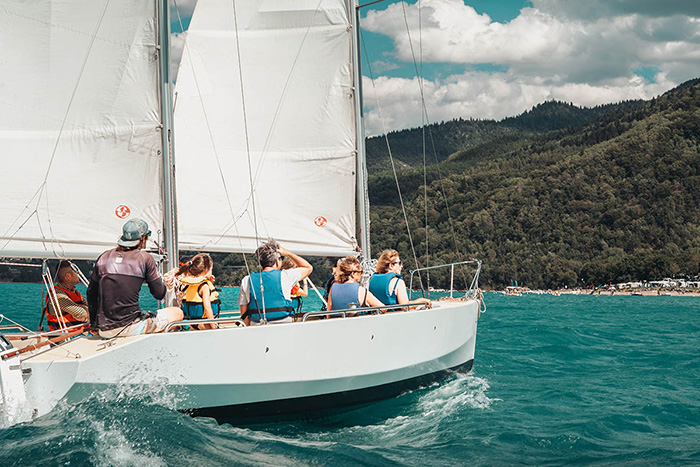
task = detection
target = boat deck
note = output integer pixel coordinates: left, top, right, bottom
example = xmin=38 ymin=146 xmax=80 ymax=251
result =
xmin=19 ymin=299 xmax=473 ymax=364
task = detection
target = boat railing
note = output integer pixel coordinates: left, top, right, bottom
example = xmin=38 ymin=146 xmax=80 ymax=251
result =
xmin=0 ymin=324 xmax=30 ymax=334
xmin=408 ymin=260 xmax=482 ymax=300
xmin=165 ymin=315 xmax=246 ymax=333
xmin=301 ymin=303 xmax=421 ymax=322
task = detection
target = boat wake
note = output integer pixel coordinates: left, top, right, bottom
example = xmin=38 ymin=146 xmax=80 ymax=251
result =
xmin=363 ymin=372 xmax=495 ymax=445
xmin=0 ymin=379 xmax=185 ymax=465
xmin=0 ymin=372 xmax=494 ymax=465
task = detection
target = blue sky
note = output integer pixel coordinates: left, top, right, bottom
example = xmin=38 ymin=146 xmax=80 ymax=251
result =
xmin=171 ymin=0 xmax=700 ymax=134
xmin=360 ymin=0 xmax=530 ymax=81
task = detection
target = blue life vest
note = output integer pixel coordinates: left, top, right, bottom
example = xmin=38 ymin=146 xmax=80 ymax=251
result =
xmin=368 ymin=273 xmax=402 ymax=305
xmin=247 ymin=270 xmax=293 ymax=322
xmin=329 ymin=282 xmax=362 ymax=311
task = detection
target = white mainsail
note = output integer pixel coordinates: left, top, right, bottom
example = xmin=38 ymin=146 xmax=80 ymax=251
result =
xmin=0 ymin=0 xmax=164 ymax=259
xmin=174 ymin=0 xmax=359 ymax=256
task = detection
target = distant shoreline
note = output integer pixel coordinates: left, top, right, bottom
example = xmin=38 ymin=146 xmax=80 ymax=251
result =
xmin=558 ymin=289 xmax=700 ymax=297
xmin=485 ymin=287 xmax=700 ymax=297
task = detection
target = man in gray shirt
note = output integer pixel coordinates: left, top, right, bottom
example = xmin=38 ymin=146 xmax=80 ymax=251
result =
xmin=87 ymin=218 xmax=183 ymax=338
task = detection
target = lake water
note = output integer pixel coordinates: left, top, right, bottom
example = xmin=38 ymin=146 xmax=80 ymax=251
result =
xmin=1 ymin=285 xmax=699 ymax=465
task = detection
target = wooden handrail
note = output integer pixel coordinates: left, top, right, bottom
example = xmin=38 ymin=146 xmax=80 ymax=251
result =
xmin=1 ymin=325 xmax=88 ymax=360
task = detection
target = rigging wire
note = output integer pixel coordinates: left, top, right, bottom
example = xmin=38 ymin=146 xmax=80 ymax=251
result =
xmin=231 ymin=0 xmax=267 ymax=321
xmin=250 ymin=0 xmax=326 ymax=187
xmin=399 ymin=1 xmax=472 ymax=288
xmin=174 ymin=0 xmax=254 ymax=276
xmin=359 ymin=29 xmax=426 ymax=294
xmin=231 ymin=0 xmax=260 ymax=248
xmin=1 ymin=0 xmax=112 ymax=257
xmin=417 ymin=0 xmax=431 ymax=292
xmin=363 ymin=1 xmax=471 ymax=291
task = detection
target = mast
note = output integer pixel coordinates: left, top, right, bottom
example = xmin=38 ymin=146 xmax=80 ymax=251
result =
xmin=352 ymin=0 xmax=371 ymax=260
xmin=157 ymin=0 xmax=179 ymax=272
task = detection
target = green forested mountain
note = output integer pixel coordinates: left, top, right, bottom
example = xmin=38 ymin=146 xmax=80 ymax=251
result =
xmin=364 ymin=99 xmax=642 ymax=171
xmin=368 ymin=79 xmax=700 ymax=289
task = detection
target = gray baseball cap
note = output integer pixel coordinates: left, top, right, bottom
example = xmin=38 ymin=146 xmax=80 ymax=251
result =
xmin=117 ymin=218 xmax=150 ymax=247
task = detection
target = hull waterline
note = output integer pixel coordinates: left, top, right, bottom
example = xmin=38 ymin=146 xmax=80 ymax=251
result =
xmin=6 ymin=300 xmax=479 ymax=423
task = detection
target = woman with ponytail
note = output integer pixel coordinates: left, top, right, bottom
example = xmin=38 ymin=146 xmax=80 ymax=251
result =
xmin=327 ymin=256 xmax=384 ymax=312
xmin=176 ymin=253 xmax=221 ymax=329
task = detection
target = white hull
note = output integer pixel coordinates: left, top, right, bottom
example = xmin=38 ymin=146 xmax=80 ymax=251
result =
xmin=9 ymin=300 xmax=479 ymax=421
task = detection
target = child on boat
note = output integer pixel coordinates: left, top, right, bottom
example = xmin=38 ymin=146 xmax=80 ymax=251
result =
xmin=281 ymin=258 xmax=308 ymax=312
xmin=176 ymin=253 xmax=221 ymax=329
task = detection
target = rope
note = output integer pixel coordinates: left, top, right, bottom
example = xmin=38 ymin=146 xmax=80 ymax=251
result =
xmin=42 ymin=261 xmax=66 ymax=331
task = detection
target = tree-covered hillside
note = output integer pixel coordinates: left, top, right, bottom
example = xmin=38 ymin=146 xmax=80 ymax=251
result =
xmin=368 ymin=79 xmax=700 ymax=289
xmin=365 ymin=99 xmax=642 ymax=171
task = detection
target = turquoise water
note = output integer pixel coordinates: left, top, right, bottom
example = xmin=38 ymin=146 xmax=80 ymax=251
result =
xmin=1 ymin=285 xmax=699 ymax=465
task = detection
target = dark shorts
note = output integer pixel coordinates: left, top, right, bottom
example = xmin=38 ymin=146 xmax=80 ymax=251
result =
xmin=181 ymin=302 xmax=221 ymax=320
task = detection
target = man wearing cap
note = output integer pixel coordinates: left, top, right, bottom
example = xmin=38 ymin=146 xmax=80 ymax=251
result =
xmin=87 ymin=218 xmax=183 ymax=338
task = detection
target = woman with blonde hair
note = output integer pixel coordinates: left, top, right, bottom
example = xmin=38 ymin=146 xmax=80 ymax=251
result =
xmin=368 ymin=249 xmax=431 ymax=310
xmin=328 ymin=256 xmax=383 ymax=312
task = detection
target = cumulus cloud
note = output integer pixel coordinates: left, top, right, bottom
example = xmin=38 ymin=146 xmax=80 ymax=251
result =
xmin=361 ymin=0 xmax=700 ymax=134
xmin=363 ymin=71 xmax=673 ymax=134
xmin=532 ymin=0 xmax=700 ymax=20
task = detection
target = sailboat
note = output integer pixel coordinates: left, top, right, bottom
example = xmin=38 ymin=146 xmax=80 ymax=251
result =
xmin=0 ymin=0 xmax=482 ymax=423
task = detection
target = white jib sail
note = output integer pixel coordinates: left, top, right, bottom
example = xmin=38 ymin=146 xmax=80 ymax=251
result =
xmin=174 ymin=0 xmax=359 ymax=256
xmin=0 ymin=1 xmax=163 ymax=259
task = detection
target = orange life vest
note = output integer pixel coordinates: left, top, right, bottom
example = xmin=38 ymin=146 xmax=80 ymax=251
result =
xmin=45 ymin=285 xmax=86 ymax=331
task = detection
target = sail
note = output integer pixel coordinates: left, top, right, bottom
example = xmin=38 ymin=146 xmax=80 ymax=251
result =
xmin=174 ymin=0 xmax=359 ymax=256
xmin=0 ymin=0 xmax=164 ymax=259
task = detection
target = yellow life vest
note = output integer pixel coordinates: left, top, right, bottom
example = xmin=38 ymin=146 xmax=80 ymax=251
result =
xmin=180 ymin=275 xmax=220 ymax=304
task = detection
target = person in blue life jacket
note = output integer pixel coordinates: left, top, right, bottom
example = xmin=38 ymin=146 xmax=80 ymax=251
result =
xmin=176 ymin=253 xmax=221 ymax=330
xmin=368 ymin=249 xmax=431 ymax=311
xmin=328 ymin=256 xmax=383 ymax=313
xmin=238 ymin=240 xmax=313 ymax=325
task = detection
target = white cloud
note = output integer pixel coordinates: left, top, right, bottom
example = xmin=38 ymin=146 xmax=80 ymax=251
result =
xmin=361 ymin=0 xmax=700 ymax=134
xmin=363 ymin=70 xmax=676 ymax=135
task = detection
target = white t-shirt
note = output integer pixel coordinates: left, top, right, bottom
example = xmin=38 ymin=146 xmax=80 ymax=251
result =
xmin=238 ymin=268 xmax=303 ymax=305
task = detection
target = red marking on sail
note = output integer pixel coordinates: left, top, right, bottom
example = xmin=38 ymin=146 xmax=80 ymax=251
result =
xmin=115 ymin=205 xmax=131 ymax=219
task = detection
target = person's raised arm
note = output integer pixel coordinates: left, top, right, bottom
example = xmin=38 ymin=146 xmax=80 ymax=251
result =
xmin=278 ymin=246 xmax=312 ymax=279
xmin=144 ymin=253 xmax=166 ymax=300
xmin=298 ymin=279 xmax=309 ymax=297
xmin=395 ymin=278 xmax=431 ymax=309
